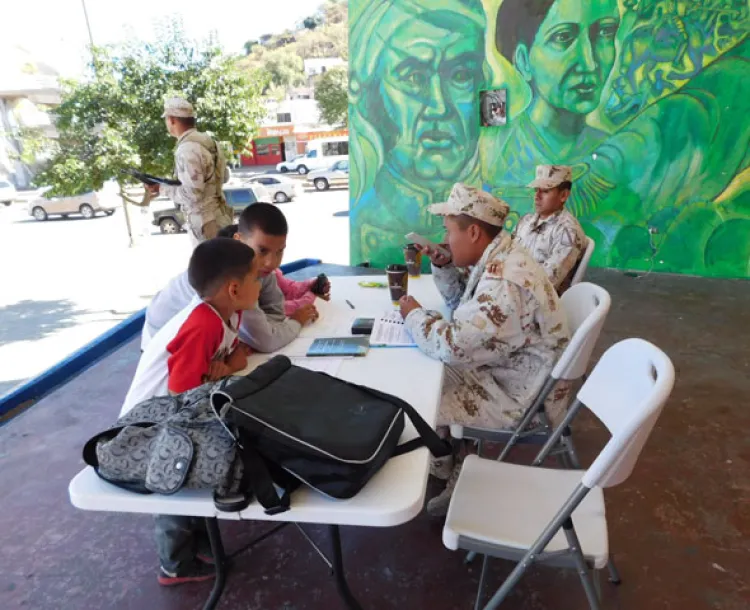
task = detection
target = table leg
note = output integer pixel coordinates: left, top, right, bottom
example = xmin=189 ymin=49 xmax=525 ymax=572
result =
xmin=203 ymin=518 xmax=228 ymax=610
xmin=329 ymin=525 xmax=364 ymax=610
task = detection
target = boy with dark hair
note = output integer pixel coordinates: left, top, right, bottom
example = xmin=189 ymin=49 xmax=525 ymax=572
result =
xmin=220 ymin=221 xmax=330 ymax=315
xmin=234 ymin=203 xmax=321 ymax=349
xmin=123 ymin=238 xmax=260 ymax=414
xmin=120 ymin=237 xmax=261 ymax=585
xmin=141 ymin=204 xmax=326 ymax=351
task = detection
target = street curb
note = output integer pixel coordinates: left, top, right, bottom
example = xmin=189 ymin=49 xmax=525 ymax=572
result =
xmin=0 ymin=258 xmax=322 ymax=423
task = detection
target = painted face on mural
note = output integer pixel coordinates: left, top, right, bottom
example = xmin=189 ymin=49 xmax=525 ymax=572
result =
xmin=379 ymin=16 xmax=484 ymax=182
xmin=521 ymin=0 xmax=619 ymax=115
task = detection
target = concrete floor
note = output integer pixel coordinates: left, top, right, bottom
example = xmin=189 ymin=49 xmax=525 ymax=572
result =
xmin=0 ymin=268 xmax=748 ymax=610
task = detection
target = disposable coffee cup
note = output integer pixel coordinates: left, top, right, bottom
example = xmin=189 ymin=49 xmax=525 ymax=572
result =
xmin=386 ymin=264 xmax=409 ymax=305
xmin=403 ymin=244 xmax=422 ymax=278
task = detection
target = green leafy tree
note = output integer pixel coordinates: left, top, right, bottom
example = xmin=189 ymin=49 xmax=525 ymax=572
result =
xmin=34 ymin=24 xmax=268 ymax=199
xmin=315 ymin=67 xmax=348 ymax=126
xmin=303 ymin=15 xmax=323 ymax=30
xmin=259 ymin=47 xmax=306 ymax=89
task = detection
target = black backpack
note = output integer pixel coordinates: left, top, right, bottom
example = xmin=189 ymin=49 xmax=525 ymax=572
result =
xmin=213 ymin=355 xmax=451 ymax=515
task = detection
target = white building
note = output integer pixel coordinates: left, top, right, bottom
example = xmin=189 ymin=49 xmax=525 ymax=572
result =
xmin=0 ymin=46 xmax=61 ymax=188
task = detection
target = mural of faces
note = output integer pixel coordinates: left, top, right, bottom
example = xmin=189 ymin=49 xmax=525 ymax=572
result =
xmin=507 ymin=0 xmax=620 ymax=116
xmin=378 ymin=14 xmax=484 ymax=182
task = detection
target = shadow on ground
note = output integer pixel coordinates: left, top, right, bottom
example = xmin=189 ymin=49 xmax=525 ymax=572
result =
xmin=0 ymin=299 xmax=88 ymax=345
xmin=0 ymin=300 xmax=135 ymax=347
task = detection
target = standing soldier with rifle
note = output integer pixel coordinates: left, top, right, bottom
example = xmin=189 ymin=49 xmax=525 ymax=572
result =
xmin=147 ymin=97 xmax=234 ymax=247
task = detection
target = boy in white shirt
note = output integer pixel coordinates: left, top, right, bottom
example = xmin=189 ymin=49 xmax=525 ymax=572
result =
xmin=122 ymin=237 xmax=260 ymax=585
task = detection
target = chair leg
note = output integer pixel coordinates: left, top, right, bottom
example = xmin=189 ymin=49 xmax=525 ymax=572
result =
xmin=593 ymin=568 xmax=602 ymax=601
xmin=465 ymin=550 xmax=478 ymax=564
xmin=474 ymin=555 xmax=491 ymax=610
xmin=482 ymin=551 xmax=533 ymax=610
xmin=561 ymin=428 xmax=582 ymax=469
xmin=562 ymin=520 xmax=601 ymax=610
xmin=607 ymin=556 xmax=622 ymax=585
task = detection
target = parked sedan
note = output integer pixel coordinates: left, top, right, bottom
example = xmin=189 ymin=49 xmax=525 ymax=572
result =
xmin=247 ymin=175 xmax=302 ymax=203
xmin=28 ymin=190 xmax=117 ymax=221
xmin=307 ymin=160 xmax=349 ymax=191
xmin=0 ymin=178 xmax=17 ymax=206
xmin=152 ymin=184 xmax=271 ymax=234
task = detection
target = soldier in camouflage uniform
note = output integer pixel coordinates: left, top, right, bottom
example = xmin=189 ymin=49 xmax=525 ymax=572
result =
xmin=147 ymin=97 xmax=234 ymax=248
xmin=513 ymin=165 xmax=587 ymax=292
xmin=399 ymin=183 xmax=570 ymax=516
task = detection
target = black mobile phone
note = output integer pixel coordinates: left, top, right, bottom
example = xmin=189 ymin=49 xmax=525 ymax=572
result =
xmin=351 ymin=318 xmax=375 ymax=335
xmin=311 ymin=273 xmax=329 ymax=296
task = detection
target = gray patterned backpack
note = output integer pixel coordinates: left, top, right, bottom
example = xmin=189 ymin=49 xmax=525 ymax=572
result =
xmin=83 ymin=378 xmax=248 ymax=509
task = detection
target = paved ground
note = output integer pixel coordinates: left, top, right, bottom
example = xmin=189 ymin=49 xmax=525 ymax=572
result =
xmin=1 ymin=267 xmax=748 ymax=609
xmin=0 ymin=182 xmax=350 ymax=397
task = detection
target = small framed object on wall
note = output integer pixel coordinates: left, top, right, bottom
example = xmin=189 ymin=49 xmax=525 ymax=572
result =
xmin=480 ymin=88 xmax=507 ymax=128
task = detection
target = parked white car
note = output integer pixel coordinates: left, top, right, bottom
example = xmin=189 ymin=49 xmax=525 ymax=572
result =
xmin=28 ymin=190 xmax=117 ymax=221
xmin=0 ymin=178 xmax=17 ymax=206
xmin=247 ymin=175 xmax=302 ymax=203
xmin=308 ymin=159 xmax=350 ymax=191
xmin=276 ymin=156 xmax=302 ymax=174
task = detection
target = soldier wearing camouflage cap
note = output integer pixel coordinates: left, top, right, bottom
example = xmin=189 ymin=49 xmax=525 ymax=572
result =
xmin=513 ymin=164 xmax=587 ymax=292
xmin=148 ymin=97 xmax=234 ymax=248
xmin=398 ymin=182 xmax=570 ymax=516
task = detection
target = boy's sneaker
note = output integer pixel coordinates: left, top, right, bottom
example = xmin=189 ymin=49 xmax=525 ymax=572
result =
xmin=196 ymin=550 xmax=215 ymax=565
xmin=426 ymin=459 xmax=463 ymax=518
xmin=158 ymin=560 xmax=216 ymax=586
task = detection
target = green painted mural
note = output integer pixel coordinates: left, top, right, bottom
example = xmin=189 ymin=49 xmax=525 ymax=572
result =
xmin=349 ymin=0 xmax=750 ymax=278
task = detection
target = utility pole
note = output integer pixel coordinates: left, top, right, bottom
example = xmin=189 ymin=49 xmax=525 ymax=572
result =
xmin=81 ymin=0 xmax=95 ymax=49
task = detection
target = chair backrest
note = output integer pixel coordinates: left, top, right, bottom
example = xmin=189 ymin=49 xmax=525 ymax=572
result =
xmin=553 ymin=282 xmax=611 ymax=381
xmin=571 ymin=237 xmax=595 ymax=286
xmin=579 ymin=338 xmax=674 ymax=489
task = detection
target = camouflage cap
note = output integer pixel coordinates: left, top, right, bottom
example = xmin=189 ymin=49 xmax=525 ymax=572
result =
xmin=428 ymin=183 xmax=510 ymax=227
xmin=162 ymin=97 xmax=195 ymax=119
xmin=527 ymin=165 xmax=573 ymax=189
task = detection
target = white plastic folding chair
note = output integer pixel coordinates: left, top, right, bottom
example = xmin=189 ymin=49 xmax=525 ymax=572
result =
xmin=450 ymin=282 xmax=611 ymax=467
xmin=442 ymin=338 xmax=675 ymax=610
xmin=571 ymin=236 xmax=596 ymax=287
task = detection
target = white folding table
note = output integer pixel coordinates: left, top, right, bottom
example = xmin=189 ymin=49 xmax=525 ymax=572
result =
xmin=69 ymin=274 xmax=448 ymax=610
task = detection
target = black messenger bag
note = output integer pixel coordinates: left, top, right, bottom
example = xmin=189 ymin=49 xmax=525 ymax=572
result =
xmin=213 ymin=355 xmax=451 ymax=514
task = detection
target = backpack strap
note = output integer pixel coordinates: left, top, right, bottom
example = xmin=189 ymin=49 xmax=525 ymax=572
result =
xmin=234 ymin=429 xmax=299 ymax=515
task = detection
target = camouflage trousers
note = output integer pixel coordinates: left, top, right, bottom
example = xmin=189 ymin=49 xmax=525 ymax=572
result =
xmin=437 ymin=366 xmax=570 ymax=431
xmin=187 ymin=206 xmax=234 ymax=249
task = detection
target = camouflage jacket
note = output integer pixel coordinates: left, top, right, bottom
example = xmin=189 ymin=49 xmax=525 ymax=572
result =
xmin=161 ymin=129 xmax=232 ymax=224
xmin=513 ymin=209 xmax=586 ymax=292
xmin=404 ymin=232 xmax=570 ymax=429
